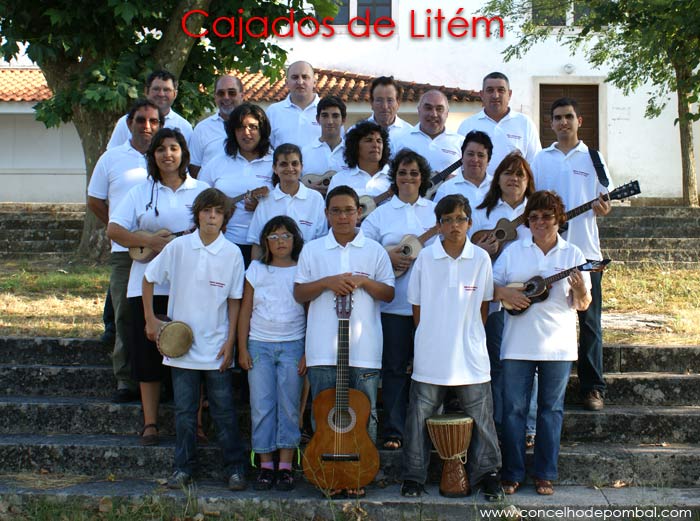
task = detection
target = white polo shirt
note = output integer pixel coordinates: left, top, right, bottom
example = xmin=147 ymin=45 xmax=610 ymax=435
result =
xmin=493 ymin=236 xmax=591 ymax=361
xmin=433 ymin=171 xmax=493 ymax=208
xmin=532 ymin=141 xmax=613 ymax=260
xmin=364 ymin=114 xmax=411 ymax=150
xmin=469 ymin=197 xmax=530 ymax=242
xmin=246 ymin=261 xmax=306 ymax=342
xmin=392 ymin=125 xmax=463 ymax=174
xmin=198 ymin=151 xmax=274 ymax=245
xmin=301 ymin=139 xmax=347 ymax=176
xmin=361 ymin=195 xmax=437 ymax=316
xmin=109 ymin=175 xmax=208 ymax=298
xmin=189 ymin=113 xmax=226 ymax=168
xmin=246 ymin=183 xmax=327 ymax=245
xmin=407 ymin=239 xmax=494 ymax=386
xmin=144 ymin=232 xmax=245 ymax=370
xmin=326 ymin=164 xmax=391 ymax=198
xmin=295 ymin=230 xmax=395 ymax=369
xmin=87 ymin=142 xmax=148 ymax=252
xmin=107 ymin=109 xmax=193 ymax=150
xmin=266 ymin=94 xmax=321 ymax=149
xmin=457 ymin=109 xmax=541 ymax=175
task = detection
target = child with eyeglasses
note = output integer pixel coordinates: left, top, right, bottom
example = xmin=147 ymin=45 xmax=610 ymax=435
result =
xmin=237 ymin=215 xmax=307 ymax=491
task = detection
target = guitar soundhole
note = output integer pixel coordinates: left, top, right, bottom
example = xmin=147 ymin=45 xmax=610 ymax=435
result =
xmin=495 ymin=230 xmax=506 ymax=240
xmin=327 ymin=407 xmax=357 ymax=434
xmin=400 ymin=245 xmax=412 ymax=256
xmin=323 ymin=179 xmax=330 ymax=186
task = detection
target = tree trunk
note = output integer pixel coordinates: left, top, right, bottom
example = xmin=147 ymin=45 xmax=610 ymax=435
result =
xmin=674 ymin=65 xmax=699 ymax=207
xmin=153 ymin=0 xmax=212 ymax=75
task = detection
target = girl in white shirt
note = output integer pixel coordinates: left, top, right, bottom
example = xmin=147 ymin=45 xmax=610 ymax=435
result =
xmin=237 ymin=215 xmax=307 ymax=492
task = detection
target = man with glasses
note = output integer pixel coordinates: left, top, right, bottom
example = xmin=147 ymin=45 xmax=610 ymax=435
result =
xmin=189 ymin=75 xmax=245 ymax=177
xmin=88 ymin=100 xmax=164 ymax=403
xmin=531 ymin=97 xmax=612 ymax=411
xmin=366 ymin=76 xmax=409 ymax=143
xmin=107 ymin=70 xmax=193 ymax=149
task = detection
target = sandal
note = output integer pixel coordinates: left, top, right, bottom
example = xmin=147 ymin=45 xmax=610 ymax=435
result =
xmin=197 ymin=424 xmax=209 ymax=445
xmin=140 ymin=423 xmax=159 ymax=446
xmin=525 ymin=434 xmax=536 ymax=449
xmin=382 ymin=436 xmax=402 ymax=450
xmin=535 ymin=479 xmax=554 ymax=495
xmin=501 ymin=480 xmax=520 ymax=495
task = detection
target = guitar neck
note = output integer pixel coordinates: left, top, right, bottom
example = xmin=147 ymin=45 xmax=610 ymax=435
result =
xmin=565 ymin=192 xmax=610 ymax=221
xmin=417 ymin=225 xmax=439 ymax=245
xmin=335 ymin=317 xmax=350 ymax=414
xmin=542 ymin=264 xmax=582 ymax=286
xmin=372 ymin=190 xmax=394 ymax=206
xmin=230 ymin=193 xmax=247 ymax=205
xmin=430 ymin=158 xmax=463 ymax=185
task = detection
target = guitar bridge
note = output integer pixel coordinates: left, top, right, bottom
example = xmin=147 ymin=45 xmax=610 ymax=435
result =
xmin=321 ymin=453 xmax=360 ymax=462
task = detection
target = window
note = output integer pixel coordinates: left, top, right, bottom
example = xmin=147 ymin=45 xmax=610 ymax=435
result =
xmin=332 ymin=0 xmax=392 ymax=25
xmin=532 ymin=1 xmax=589 ymax=27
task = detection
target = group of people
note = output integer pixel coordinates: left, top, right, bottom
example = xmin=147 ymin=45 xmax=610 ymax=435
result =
xmin=86 ymin=61 xmax=613 ymax=499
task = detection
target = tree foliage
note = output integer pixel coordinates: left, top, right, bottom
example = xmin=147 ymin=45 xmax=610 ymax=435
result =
xmin=483 ymin=0 xmax=700 ymax=205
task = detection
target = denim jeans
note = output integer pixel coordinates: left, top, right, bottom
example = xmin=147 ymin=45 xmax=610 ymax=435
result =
xmin=380 ymin=313 xmax=415 ymax=441
xmin=577 ymin=269 xmax=605 ymax=395
xmin=527 ymin=373 xmax=538 ymax=437
xmin=307 ymin=365 xmax=380 ymax=443
xmin=501 ymin=359 xmax=572 ymax=482
xmin=402 ymin=380 xmax=501 ymax=486
xmin=171 ymin=367 xmax=246 ymax=477
xmin=247 ymin=338 xmax=304 ymax=453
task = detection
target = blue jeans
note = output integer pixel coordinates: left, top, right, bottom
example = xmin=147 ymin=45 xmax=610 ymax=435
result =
xmin=501 ymin=360 xmax=572 ymax=482
xmin=247 ymin=338 xmax=304 ymax=453
xmin=402 ymin=380 xmax=501 ymax=486
xmin=577 ymin=269 xmax=605 ymax=395
xmin=171 ymin=367 xmax=246 ymax=477
xmin=380 ymin=313 xmax=415 ymax=441
xmin=527 ymin=374 xmax=538 ymax=437
xmin=307 ymin=365 xmax=380 ymax=443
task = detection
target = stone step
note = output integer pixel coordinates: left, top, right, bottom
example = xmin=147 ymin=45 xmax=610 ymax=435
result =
xmin=0 ymin=434 xmax=697 ymax=486
xmin=603 ymin=206 xmax=700 ymax=218
xmin=4 ymin=338 xmax=698 ymax=373
xmin=0 ymin=215 xmax=84 ymax=230
xmin=0 ymin=239 xmax=78 ymax=253
xmin=2 ymin=396 xmax=698 ymax=444
xmin=0 ymin=365 xmax=114 ymax=398
xmin=598 ymin=215 xmax=700 ymax=230
xmin=0 ymin=228 xmax=81 ymax=241
xmin=601 ymin=238 xmax=700 ymax=250
xmin=0 ymin=252 xmax=81 ymax=260
xmin=601 ymin=248 xmax=700 ymax=263
xmin=598 ymin=225 xmax=700 ymax=238
xmin=0 ymin=203 xmax=86 ymax=213
xmin=567 ymin=373 xmax=700 ymax=406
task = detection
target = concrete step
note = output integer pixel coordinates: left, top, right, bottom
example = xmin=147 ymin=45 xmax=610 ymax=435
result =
xmin=598 ymin=225 xmax=700 ymax=238
xmin=0 ymin=228 xmax=81 ymax=241
xmin=601 ymin=248 xmax=700 ymax=263
xmin=599 ymin=214 xmax=700 ymax=228
xmin=0 ymin=239 xmax=78 ymax=253
xmin=0 ymin=203 xmax=86 ymax=213
xmin=0 ymin=364 xmax=114 ymax=398
xmin=0 ymin=434 xmax=697 ymax=486
xmin=603 ymin=206 xmax=700 ymax=218
xmin=0 ymin=214 xmax=84 ymax=230
xmin=5 ymin=338 xmax=698 ymax=373
xmin=2 ymin=396 xmax=698 ymax=444
xmin=601 ymin=238 xmax=700 ymax=249
xmin=1 ymin=479 xmax=698 ymax=521
xmin=567 ymin=373 xmax=700 ymax=406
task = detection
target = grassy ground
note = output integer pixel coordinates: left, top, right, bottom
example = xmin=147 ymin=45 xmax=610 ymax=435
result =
xmin=1 ymin=257 xmax=699 ymax=345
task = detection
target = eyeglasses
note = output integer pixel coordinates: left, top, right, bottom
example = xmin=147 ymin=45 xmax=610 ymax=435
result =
xmin=216 ymin=89 xmax=239 ymax=97
xmin=267 ymin=233 xmax=293 ymax=241
xmin=465 ymin=151 xmax=488 ymax=160
xmin=439 ymin=216 xmax=469 ymax=225
xmin=328 ymin=208 xmax=358 ymax=216
xmin=527 ymin=213 xmax=557 ymax=223
xmin=134 ymin=116 xmax=160 ymax=126
xmin=238 ymin=124 xmax=259 ymax=132
xmin=396 ymin=171 xmax=421 ymax=177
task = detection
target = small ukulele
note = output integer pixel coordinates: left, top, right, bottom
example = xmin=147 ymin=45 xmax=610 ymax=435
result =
xmin=303 ymin=294 xmax=379 ymax=492
xmin=129 ymin=229 xmax=190 ymax=262
xmin=471 ymin=180 xmax=641 ymax=260
xmin=229 ymin=186 xmax=269 ymax=208
xmin=384 ymin=225 xmax=439 ymax=277
xmin=502 ymin=259 xmax=611 ymax=316
xmin=301 ymin=170 xmax=336 ymax=194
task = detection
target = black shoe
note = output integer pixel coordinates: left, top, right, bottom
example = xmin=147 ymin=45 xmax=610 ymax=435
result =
xmin=275 ymin=468 xmax=295 ymax=491
xmin=583 ymin=390 xmax=605 ymax=411
xmin=228 ymin=470 xmax=248 ymax=491
xmin=253 ymin=468 xmax=275 ymax=491
xmin=111 ymin=388 xmax=138 ymax=403
xmin=481 ymin=471 xmax=504 ymax=502
xmin=401 ymin=480 xmax=424 ymax=497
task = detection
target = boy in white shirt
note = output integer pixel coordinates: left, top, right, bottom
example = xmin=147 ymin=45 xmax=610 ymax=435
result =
xmin=401 ymin=194 xmax=503 ymax=501
xmin=142 ymin=188 xmax=247 ymax=491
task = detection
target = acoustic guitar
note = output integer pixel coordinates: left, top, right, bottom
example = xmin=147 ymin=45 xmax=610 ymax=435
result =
xmin=303 ymin=294 xmax=379 ymax=491
xmin=502 ymin=259 xmax=611 ymax=316
xmin=301 ymin=170 xmax=336 ymax=194
xmin=358 ymin=158 xmax=462 ymax=220
xmin=471 ymin=180 xmax=641 ymax=260
xmin=384 ymin=225 xmax=439 ymax=278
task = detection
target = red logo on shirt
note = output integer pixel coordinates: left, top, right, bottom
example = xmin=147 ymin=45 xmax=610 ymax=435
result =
xmin=209 ymin=281 xmax=225 ymax=288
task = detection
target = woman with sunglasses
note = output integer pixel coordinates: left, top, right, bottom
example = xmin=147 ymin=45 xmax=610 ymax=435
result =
xmin=107 ymin=128 xmax=208 ymax=446
xmin=360 ymin=148 xmax=437 ymax=451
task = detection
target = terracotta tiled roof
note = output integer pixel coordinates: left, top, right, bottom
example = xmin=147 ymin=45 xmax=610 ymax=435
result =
xmin=239 ymin=68 xmax=481 ymax=103
xmin=0 ymin=67 xmax=480 ymax=104
xmin=0 ymin=68 xmax=52 ymax=102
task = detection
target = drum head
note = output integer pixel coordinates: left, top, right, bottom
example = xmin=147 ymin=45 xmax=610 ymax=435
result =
xmin=426 ymin=414 xmax=474 ymax=427
xmin=157 ymin=320 xmax=193 ymax=358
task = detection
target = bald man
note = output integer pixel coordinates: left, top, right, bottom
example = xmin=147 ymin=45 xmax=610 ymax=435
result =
xmin=392 ymin=90 xmax=463 ymax=175
xmin=189 ymin=75 xmax=245 ymax=176
xmin=266 ymin=61 xmax=322 ymax=149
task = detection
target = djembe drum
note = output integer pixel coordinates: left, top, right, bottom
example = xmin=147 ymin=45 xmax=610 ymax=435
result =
xmin=426 ymin=414 xmax=474 ymax=497
xmin=155 ymin=316 xmax=193 ymax=358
